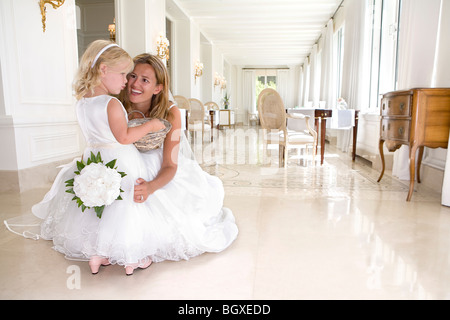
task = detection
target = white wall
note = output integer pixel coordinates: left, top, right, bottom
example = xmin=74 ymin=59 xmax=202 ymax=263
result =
xmin=172 ymin=18 xmax=191 ymax=97
xmin=190 ymin=22 xmax=201 ymax=99
xmin=422 ymin=0 xmax=450 ymax=173
xmin=201 ymin=40 xmax=213 ymax=103
xmin=212 ymin=47 xmax=225 ymax=105
xmin=0 ymin=0 xmax=80 ymax=178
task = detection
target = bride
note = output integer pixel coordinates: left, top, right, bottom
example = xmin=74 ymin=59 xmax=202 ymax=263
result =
xmin=120 ymin=53 xmax=239 ymax=262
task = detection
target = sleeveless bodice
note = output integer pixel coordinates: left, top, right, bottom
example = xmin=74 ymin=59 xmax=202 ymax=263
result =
xmin=76 ymin=95 xmax=128 ymax=146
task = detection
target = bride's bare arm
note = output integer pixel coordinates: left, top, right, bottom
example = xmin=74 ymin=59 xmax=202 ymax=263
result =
xmin=134 ymin=106 xmax=182 ymax=202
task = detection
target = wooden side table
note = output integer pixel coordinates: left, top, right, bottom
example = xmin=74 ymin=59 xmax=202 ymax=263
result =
xmin=377 ymin=88 xmax=450 ymax=201
xmin=314 ymin=109 xmax=333 ymax=165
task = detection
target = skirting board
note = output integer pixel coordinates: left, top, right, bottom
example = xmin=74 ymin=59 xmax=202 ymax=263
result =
xmin=0 ymin=158 xmax=73 ymax=194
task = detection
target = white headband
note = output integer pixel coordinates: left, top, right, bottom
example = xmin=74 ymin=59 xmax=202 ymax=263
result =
xmin=91 ymin=43 xmax=119 ymax=69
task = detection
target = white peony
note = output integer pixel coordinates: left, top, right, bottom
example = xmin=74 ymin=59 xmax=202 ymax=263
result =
xmin=73 ymin=162 xmax=122 ymax=208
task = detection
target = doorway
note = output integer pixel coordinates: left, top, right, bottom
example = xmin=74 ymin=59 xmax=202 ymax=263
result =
xmin=75 ymin=0 xmax=115 ymax=59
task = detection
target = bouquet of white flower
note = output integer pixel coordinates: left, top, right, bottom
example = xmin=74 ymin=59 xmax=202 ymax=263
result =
xmin=65 ymin=152 xmax=126 ymax=219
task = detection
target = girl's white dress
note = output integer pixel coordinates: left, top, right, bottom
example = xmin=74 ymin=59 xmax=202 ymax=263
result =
xmin=31 ymin=95 xmax=238 ymax=266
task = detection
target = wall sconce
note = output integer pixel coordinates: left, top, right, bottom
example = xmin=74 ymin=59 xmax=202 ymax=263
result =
xmin=194 ymin=61 xmax=203 ymax=84
xmin=108 ymin=18 xmax=116 ymax=42
xmin=156 ymin=34 xmax=170 ymax=62
xmin=214 ymin=72 xmax=221 ymax=89
xmin=39 ymin=0 xmax=65 ymax=32
xmin=220 ymin=77 xmax=227 ymax=92
xmin=214 ymin=73 xmax=226 ymax=91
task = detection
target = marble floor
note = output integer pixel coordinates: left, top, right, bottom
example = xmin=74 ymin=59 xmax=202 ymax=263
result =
xmin=1 ymin=127 xmax=450 ymax=300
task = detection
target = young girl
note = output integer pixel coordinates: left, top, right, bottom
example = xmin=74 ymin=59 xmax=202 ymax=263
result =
xmin=31 ymin=40 xmax=167 ymax=275
xmin=120 ymin=54 xmax=238 ymax=262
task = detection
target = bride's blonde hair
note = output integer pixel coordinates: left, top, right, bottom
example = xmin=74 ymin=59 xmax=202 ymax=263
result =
xmin=73 ymin=40 xmax=133 ymax=100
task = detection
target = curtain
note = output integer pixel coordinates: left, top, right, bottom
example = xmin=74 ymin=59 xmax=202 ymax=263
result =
xmin=302 ymin=58 xmax=310 ymax=106
xmin=277 ymin=69 xmax=289 ymax=108
xmin=243 ymin=70 xmax=256 ymax=119
xmin=392 ymin=0 xmax=443 ymax=180
xmin=308 ymin=44 xmax=319 ymax=107
xmin=338 ymin=0 xmax=368 ymax=152
xmin=340 ymin=0 xmax=369 ymax=111
xmin=297 ymin=65 xmax=304 ymax=107
xmin=320 ymin=19 xmax=336 ymax=110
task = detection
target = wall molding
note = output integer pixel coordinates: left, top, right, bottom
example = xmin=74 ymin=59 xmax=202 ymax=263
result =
xmin=0 ymin=115 xmax=78 ymax=128
xmin=30 ymin=131 xmax=80 ymax=162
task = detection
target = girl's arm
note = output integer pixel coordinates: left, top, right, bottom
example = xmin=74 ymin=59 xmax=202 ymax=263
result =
xmin=134 ymin=105 xmax=182 ymax=202
xmin=107 ymin=98 xmax=165 ymax=144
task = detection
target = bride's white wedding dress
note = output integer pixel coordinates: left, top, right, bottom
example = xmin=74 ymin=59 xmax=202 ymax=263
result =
xmin=18 ymin=95 xmax=238 ymax=266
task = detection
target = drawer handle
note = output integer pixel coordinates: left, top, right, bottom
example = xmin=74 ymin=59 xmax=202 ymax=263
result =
xmin=382 ymin=103 xmax=385 ymax=111
xmin=399 ymin=103 xmax=405 ymax=111
xmin=398 ymin=127 xmax=404 ymax=135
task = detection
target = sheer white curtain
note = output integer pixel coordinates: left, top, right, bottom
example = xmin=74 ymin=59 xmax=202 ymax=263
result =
xmin=243 ymin=70 xmax=256 ymax=117
xmin=302 ymin=59 xmax=310 ymax=106
xmin=277 ymin=69 xmax=289 ymax=107
xmin=320 ymin=19 xmax=336 ymax=110
xmin=340 ymin=0 xmax=369 ymax=111
xmin=297 ymin=65 xmax=304 ymax=107
xmin=338 ymin=0 xmax=368 ymax=152
xmin=392 ymin=0 xmax=444 ymax=181
xmin=308 ymin=44 xmax=320 ymax=107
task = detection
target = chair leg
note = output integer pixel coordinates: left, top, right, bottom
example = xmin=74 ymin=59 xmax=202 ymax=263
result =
xmin=313 ymin=144 xmax=317 ymax=165
xmin=304 ymin=147 xmax=308 ymax=166
xmin=279 ymin=145 xmax=285 ymax=168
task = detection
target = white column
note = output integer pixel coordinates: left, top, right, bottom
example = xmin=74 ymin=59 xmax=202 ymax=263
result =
xmin=116 ymin=0 xmax=165 ymax=58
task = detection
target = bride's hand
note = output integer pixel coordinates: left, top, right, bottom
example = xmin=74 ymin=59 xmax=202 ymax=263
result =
xmin=134 ymin=178 xmax=150 ymax=203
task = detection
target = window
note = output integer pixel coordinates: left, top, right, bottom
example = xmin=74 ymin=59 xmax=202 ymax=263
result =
xmin=255 ymin=69 xmax=277 ymax=103
xmin=367 ymin=0 xmax=401 ymax=109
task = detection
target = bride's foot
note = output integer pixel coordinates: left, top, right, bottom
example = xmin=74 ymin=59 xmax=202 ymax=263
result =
xmin=125 ymin=259 xmax=152 ymax=276
xmin=89 ymin=256 xmax=110 ymax=274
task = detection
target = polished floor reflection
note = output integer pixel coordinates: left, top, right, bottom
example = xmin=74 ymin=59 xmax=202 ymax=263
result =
xmin=1 ymin=127 xmax=450 ymax=300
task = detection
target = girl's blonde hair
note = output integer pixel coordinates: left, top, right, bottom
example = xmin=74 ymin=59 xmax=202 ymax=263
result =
xmin=73 ymin=40 xmax=133 ymax=100
xmin=121 ymin=54 xmax=172 ymax=120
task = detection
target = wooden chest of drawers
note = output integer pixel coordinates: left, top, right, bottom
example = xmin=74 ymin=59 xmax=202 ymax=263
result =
xmin=377 ymin=88 xmax=450 ymax=201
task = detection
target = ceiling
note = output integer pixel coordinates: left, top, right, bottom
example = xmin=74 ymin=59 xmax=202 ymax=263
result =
xmin=167 ymin=0 xmax=344 ymax=67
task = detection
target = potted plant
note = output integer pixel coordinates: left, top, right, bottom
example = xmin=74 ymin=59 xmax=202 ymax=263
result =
xmin=223 ymin=92 xmax=230 ymax=109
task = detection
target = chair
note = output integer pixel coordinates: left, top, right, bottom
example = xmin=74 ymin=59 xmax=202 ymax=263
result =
xmin=173 ymin=95 xmax=191 ymax=132
xmin=174 ymin=95 xmax=190 ymax=111
xmin=188 ymin=98 xmax=211 ymax=142
xmin=204 ymin=101 xmax=220 ymax=129
xmin=257 ymin=88 xmax=317 ymax=167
